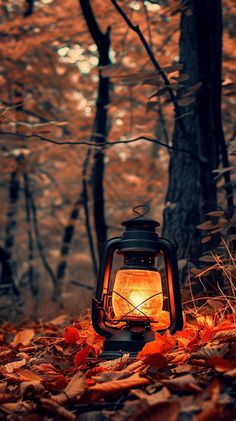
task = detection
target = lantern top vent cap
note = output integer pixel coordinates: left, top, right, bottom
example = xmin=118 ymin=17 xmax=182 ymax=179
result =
xmin=121 ymin=205 xmax=160 ymax=230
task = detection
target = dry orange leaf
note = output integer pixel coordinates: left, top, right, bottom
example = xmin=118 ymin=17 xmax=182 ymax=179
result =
xmin=11 ymin=329 xmax=35 ymax=348
xmin=160 ymin=374 xmax=202 ymax=393
xmin=4 ymin=368 xmax=42 ymax=382
xmin=99 ymin=353 xmax=130 ymax=371
xmin=64 ymin=326 xmax=80 ymax=344
xmin=225 ymin=367 xmax=236 ymax=378
xmin=89 ymin=372 xmax=150 ymax=395
xmin=141 ymin=353 xmax=168 ymax=369
xmin=131 ymin=386 xmax=171 ymax=405
xmin=74 ymin=346 xmax=90 ymax=368
xmin=138 ymin=331 xmax=176 ymax=358
xmin=1 ymin=401 xmax=35 ymax=415
xmin=40 ymin=398 xmax=76 ymax=421
xmin=53 ymin=371 xmax=87 ymax=404
xmin=20 ymin=380 xmax=45 ymax=398
xmin=208 ymin=356 xmax=235 ymax=372
xmin=3 ymin=359 xmax=26 ymax=373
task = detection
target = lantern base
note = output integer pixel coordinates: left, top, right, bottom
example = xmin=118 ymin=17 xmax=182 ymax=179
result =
xmin=101 ymin=329 xmax=155 ymax=360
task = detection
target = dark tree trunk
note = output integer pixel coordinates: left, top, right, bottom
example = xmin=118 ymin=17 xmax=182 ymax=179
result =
xmin=23 ymin=172 xmax=38 ymax=296
xmin=56 ymin=198 xmax=82 ymax=289
xmin=24 ymin=0 xmax=35 ymax=17
xmin=80 ymin=0 xmax=110 ymax=258
xmin=28 ymin=186 xmax=58 ymax=294
xmin=1 ymin=171 xmax=20 ymax=290
xmin=163 ymin=0 xmax=225 ymax=264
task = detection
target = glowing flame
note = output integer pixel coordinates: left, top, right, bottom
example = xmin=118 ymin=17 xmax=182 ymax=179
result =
xmin=112 ymin=269 xmax=163 ymax=321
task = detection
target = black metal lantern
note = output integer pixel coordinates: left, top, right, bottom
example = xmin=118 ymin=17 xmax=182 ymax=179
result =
xmin=92 ymin=206 xmax=183 ymax=359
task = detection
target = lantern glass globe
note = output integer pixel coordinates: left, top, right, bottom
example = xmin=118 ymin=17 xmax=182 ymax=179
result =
xmin=112 ymin=269 xmax=163 ymax=321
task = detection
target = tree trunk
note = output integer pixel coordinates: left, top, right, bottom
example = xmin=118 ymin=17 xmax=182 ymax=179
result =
xmin=80 ymin=0 xmax=110 ymax=258
xmin=23 ymin=172 xmax=38 ymax=296
xmin=163 ymin=0 xmax=225 ymax=264
xmin=1 ymin=171 xmax=20 ymax=290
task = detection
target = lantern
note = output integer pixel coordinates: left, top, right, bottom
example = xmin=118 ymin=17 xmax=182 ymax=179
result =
xmin=92 ymin=206 xmax=183 ymax=359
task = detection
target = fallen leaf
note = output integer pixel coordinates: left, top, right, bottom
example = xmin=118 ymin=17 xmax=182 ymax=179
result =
xmin=43 ymin=374 xmax=68 ymax=391
xmin=1 ymin=401 xmax=35 ymax=415
xmin=208 ymin=356 xmax=235 ymax=372
xmin=53 ymin=371 xmax=87 ymax=404
xmin=161 ymin=374 xmax=202 ymax=392
xmin=20 ymin=381 xmax=44 ymax=399
xmin=213 ymin=326 xmax=236 ymax=339
xmin=92 ymin=370 xmax=131 ymax=384
xmin=3 ymin=358 xmax=26 ymax=373
xmin=125 ymin=359 xmax=146 ymax=372
xmin=99 ymin=353 xmax=130 ymax=371
xmin=131 ymin=386 xmax=171 ymax=405
xmin=11 ymin=329 xmax=35 ymax=347
xmin=40 ymin=398 xmax=76 ymax=421
xmin=74 ymin=346 xmax=90 ymax=368
xmin=32 ymin=363 xmax=59 ymax=374
xmin=138 ymin=331 xmax=176 ymax=358
xmin=64 ymin=326 xmax=80 ymax=344
xmin=85 ymin=366 xmax=108 ymax=379
xmin=89 ymin=372 xmax=150 ymax=395
xmin=4 ymin=368 xmax=42 ymax=382
xmin=192 ymin=343 xmax=229 ymax=360
xmin=141 ymin=353 xmax=168 ymax=369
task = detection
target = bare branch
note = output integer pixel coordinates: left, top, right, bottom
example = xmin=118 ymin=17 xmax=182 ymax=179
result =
xmin=0 ymin=130 xmax=199 ymax=160
xmin=0 ymin=130 xmax=201 ymax=162
xmin=109 ymin=0 xmax=192 ymax=144
xmin=109 ymin=1 xmax=178 ymax=111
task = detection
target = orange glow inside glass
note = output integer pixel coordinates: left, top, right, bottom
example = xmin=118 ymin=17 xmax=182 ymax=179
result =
xmin=112 ymin=269 xmax=163 ymax=321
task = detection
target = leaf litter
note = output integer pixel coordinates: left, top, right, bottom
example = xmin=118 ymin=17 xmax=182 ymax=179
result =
xmin=0 ymin=312 xmax=235 ymax=420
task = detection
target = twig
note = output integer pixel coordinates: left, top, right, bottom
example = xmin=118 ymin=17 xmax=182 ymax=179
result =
xmin=0 ymin=131 xmax=200 ymax=161
xmin=109 ymin=0 xmax=183 ymax=122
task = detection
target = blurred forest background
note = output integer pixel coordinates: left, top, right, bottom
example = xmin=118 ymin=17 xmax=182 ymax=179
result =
xmin=0 ymin=0 xmax=236 ymax=321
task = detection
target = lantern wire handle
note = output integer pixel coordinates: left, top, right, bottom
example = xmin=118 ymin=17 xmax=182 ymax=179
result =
xmin=132 ymin=204 xmax=150 ymax=219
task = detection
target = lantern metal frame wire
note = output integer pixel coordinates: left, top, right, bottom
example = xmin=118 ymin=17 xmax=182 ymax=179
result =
xmin=102 ymin=287 xmax=166 ymax=325
xmin=92 ymin=206 xmax=183 ymax=359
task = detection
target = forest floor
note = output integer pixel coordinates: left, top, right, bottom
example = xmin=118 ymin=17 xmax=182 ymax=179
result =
xmin=0 ymin=311 xmax=236 ymax=421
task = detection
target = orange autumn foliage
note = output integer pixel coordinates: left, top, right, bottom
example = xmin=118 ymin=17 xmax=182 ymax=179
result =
xmin=64 ymin=326 xmax=81 ymax=344
xmin=74 ymin=346 xmax=91 ymax=368
xmin=138 ymin=331 xmax=176 ymax=358
xmin=0 ymin=311 xmax=236 ymax=419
